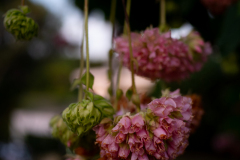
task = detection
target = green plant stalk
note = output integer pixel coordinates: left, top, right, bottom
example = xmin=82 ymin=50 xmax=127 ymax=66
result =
xmin=78 ymin=40 xmax=84 ymax=102
xmin=123 ymin=0 xmax=131 ymax=35
xmin=126 ymin=26 xmax=136 ymax=94
xmin=21 ymin=0 xmax=25 ymax=6
xmin=122 ymin=0 xmax=140 ymax=112
xmin=160 ymin=0 xmax=166 ymax=26
xmin=114 ymin=0 xmax=131 ymax=109
xmin=114 ymin=61 xmax=122 ymax=110
xmin=84 ymin=0 xmax=90 ymax=93
xmin=108 ymin=0 xmax=117 ymax=97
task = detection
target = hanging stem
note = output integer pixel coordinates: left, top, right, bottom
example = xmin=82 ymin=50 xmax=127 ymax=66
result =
xmin=108 ymin=0 xmax=117 ymax=97
xmin=114 ymin=61 xmax=123 ymax=110
xmin=122 ymin=0 xmax=140 ymax=112
xmin=78 ymin=40 xmax=84 ymax=102
xmin=122 ymin=0 xmax=136 ymax=94
xmin=21 ymin=0 xmax=25 ymax=6
xmin=160 ymin=0 xmax=166 ymax=26
xmin=110 ymin=0 xmax=117 ymax=43
xmin=123 ymin=0 xmax=131 ymax=35
xmin=84 ymin=0 xmax=90 ymax=93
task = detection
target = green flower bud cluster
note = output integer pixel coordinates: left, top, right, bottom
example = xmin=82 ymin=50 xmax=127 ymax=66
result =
xmin=62 ymin=92 xmax=115 ymax=136
xmin=62 ymin=100 xmax=101 ymax=135
xmin=50 ymin=115 xmax=79 ymax=148
xmin=3 ymin=6 xmax=38 ymax=41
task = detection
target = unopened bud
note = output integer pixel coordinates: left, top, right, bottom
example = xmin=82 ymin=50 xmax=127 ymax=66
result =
xmin=4 ymin=6 xmax=38 ymax=41
xmin=62 ymin=100 xmax=102 ymax=136
xmin=131 ymin=94 xmax=140 ymax=107
xmin=116 ymin=89 xmax=123 ymax=100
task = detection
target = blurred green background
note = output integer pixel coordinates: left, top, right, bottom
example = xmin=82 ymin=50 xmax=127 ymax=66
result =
xmin=1 ymin=0 xmax=240 ymax=160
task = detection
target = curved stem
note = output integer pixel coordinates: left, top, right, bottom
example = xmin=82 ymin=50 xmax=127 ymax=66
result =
xmin=21 ymin=0 xmax=25 ymax=6
xmin=160 ymin=0 xmax=166 ymax=26
xmin=84 ymin=0 xmax=90 ymax=92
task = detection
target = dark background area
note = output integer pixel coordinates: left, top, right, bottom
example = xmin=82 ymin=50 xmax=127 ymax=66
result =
xmin=1 ymin=0 xmax=240 ymax=160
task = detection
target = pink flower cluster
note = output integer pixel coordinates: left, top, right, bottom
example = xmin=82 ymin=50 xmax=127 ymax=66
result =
xmin=93 ymin=89 xmax=192 ymax=160
xmin=115 ymin=28 xmax=212 ymax=82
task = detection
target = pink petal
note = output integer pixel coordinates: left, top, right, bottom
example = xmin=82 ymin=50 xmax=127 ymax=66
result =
xmin=153 ymin=127 xmax=167 ymax=139
xmin=131 ymin=152 xmax=138 ymax=160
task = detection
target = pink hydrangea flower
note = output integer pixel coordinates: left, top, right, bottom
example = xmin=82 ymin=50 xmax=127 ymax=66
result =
xmin=115 ymin=28 xmax=212 ymax=82
xmin=94 ymin=89 xmax=192 ymax=160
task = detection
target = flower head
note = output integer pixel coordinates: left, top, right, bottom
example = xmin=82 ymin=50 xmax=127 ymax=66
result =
xmin=94 ymin=89 xmax=193 ymax=160
xmin=115 ymin=28 xmax=212 ymax=82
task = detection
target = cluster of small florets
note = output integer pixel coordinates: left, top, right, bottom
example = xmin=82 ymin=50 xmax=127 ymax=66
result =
xmin=115 ymin=28 xmax=212 ymax=82
xmin=93 ymin=89 xmax=192 ymax=160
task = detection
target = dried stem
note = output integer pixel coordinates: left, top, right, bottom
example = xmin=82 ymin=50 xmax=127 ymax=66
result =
xmin=21 ymin=0 xmax=25 ymax=6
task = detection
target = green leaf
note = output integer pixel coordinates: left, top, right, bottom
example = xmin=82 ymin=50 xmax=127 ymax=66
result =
xmin=126 ymin=87 xmax=133 ymax=101
xmin=80 ymin=72 xmax=94 ymax=89
xmin=70 ymin=79 xmax=81 ymax=91
xmin=84 ymin=90 xmax=94 ymax=101
xmin=169 ymin=111 xmax=183 ymax=119
xmin=19 ymin=5 xmax=30 ymax=14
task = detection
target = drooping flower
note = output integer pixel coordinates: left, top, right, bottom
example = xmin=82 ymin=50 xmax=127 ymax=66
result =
xmin=94 ymin=89 xmax=193 ymax=160
xmin=115 ymin=28 xmax=212 ymax=82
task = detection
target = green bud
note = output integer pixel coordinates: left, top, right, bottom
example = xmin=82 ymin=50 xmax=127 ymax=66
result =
xmin=116 ymin=89 xmax=123 ymax=100
xmin=62 ymin=100 xmax=102 ymax=136
xmin=3 ymin=6 xmax=38 ymax=41
xmin=169 ymin=111 xmax=183 ymax=119
xmin=49 ymin=115 xmax=80 ymax=148
xmin=131 ymin=94 xmax=140 ymax=106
